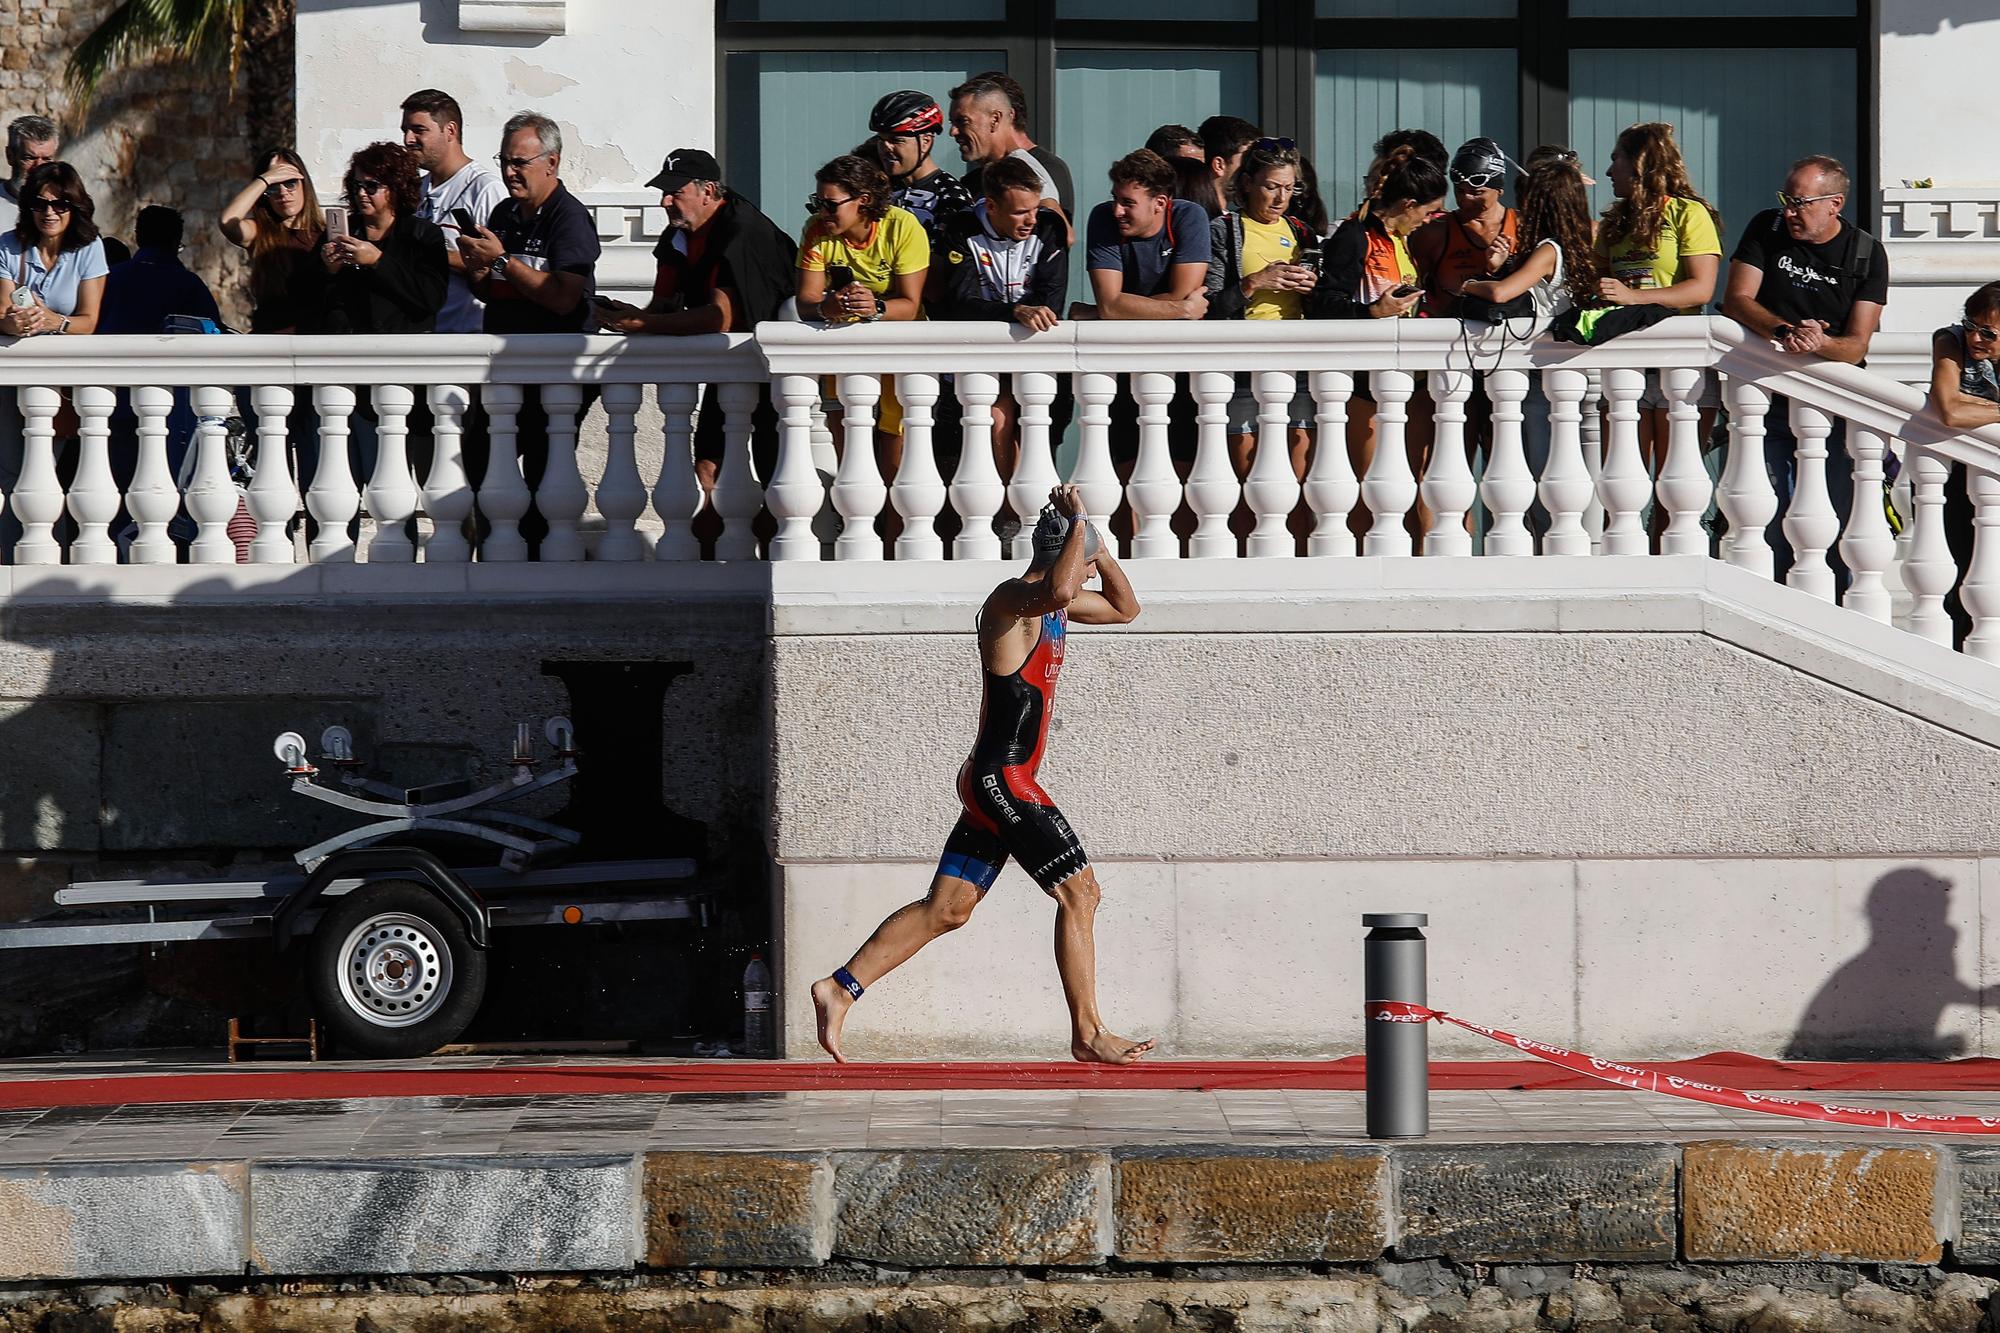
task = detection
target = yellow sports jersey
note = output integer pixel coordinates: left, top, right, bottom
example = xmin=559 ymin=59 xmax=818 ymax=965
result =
xmin=799 ymin=205 xmax=931 ymax=295
xmin=1598 ymin=196 xmax=1720 ymax=314
xmin=1241 ymin=215 xmax=1304 ymax=321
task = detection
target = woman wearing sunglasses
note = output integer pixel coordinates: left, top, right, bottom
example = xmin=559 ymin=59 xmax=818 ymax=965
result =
xmin=0 ymin=161 xmax=106 ymax=339
xmin=1929 ymin=281 xmax=2000 ymax=647
xmin=220 ymin=147 xmax=329 ymax=335
xmin=313 ymin=142 xmax=448 ymax=335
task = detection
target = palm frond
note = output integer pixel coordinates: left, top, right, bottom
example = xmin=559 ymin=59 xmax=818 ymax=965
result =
xmin=65 ymin=0 xmax=250 ymax=111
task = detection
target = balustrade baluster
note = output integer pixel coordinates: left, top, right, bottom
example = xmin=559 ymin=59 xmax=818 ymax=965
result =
xmin=1070 ymin=373 xmax=1121 ymax=544
xmin=1480 ymin=369 xmax=1532 ymax=555
xmin=1362 ymin=369 xmax=1417 ymax=556
xmin=831 ymin=374 xmax=886 ymax=561
xmin=1304 ymin=370 xmax=1357 ymax=557
xmin=1246 ymin=371 xmax=1303 ymax=558
xmin=244 ymin=385 xmax=299 ymax=565
xmin=422 ymin=385 xmax=474 ymax=563
xmin=1421 ymin=370 xmax=1474 ymax=557
xmin=712 ymin=381 xmax=763 ymax=560
xmin=1006 ymin=372 xmax=1060 ymax=561
xmin=1538 ymin=369 xmax=1591 ymax=556
xmin=1719 ymin=376 xmax=1776 ymax=577
xmin=535 ymin=383 xmax=588 ymax=561
xmin=1964 ymin=468 xmax=2000 ymax=661
xmin=365 ymin=385 xmax=419 ymax=563
xmin=127 ymin=386 xmax=178 ymax=564
xmin=307 ymin=385 xmax=360 ymax=562
xmin=950 ymin=371 xmax=1005 ymax=560
xmin=476 ymin=383 xmax=529 ymax=562
xmin=1580 ymin=372 xmax=1606 ymax=549
xmin=1657 ymin=367 xmax=1710 ymax=556
xmin=1901 ymin=446 xmax=1955 ymax=646
xmin=767 ymin=374 xmax=823 ymax=561
xmin=594 ymin=382 xmax=646 ymax=561
xmin=651 ymin=382 xmax=701 ymax=561
xmin=186 ymin=386 xmax=240 ymax=564
xmin=1185 ymin=370 xmax=1238 ymax=558
xmin=891 ymin=372 xmax=945 ymax=560
xmin=1128 ymin=372 xmax=1181 ymax=558
xmin=1838 ymin=425 xmax=1896 ymax=623
xmin=1782 ymin=400 xmax=1838 ymax=600
xmin=65 ymin=386 xmax=117 ymax=564
xmin=1597 ymin=367 xmax=1649 ymax=555
xmin=11 ymin=386 xmax=62 ymax=564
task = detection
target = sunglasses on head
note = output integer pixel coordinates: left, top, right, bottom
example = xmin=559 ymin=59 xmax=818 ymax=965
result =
xmin=805 ymin=193 xmax=857 ymax=214
xmin=28 ymin=197 xmax=70 ymax=215
xmin=1251 ymin=137 xmax=1295 ymax=154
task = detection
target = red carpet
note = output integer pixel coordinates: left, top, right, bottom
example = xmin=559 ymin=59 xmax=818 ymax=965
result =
xmin=1 ymin=1054 xmax=1997 ymax=1110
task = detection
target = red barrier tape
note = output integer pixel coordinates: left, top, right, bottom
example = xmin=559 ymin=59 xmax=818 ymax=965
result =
xmin=1366 ymin=1002 xmax=2000 ymax=1135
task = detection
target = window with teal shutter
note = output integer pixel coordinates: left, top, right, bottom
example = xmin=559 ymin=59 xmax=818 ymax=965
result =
xmin=1314 ymin=48 xmax=1517 ymax=222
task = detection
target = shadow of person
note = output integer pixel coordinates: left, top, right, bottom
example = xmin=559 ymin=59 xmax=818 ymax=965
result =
xmin=1785 ymin=867 xmax=2000 ymax=1061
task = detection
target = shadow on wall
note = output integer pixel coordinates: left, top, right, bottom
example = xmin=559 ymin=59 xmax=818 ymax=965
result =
xmin=1880 ymin=4 xmax=2000 ymax=36
xmin=1785 ymin=866 xmax=2000 ymax=1061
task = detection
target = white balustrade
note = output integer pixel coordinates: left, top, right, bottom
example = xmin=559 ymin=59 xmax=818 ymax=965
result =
xmin=1420 ymin=370 xmax=1474 ymax=558
xmin=1185 ymin=370 xmax=1237 ymax=558
xmin=1245 ymin=371 xmax=1303 ymax=558
xmin=891 ymin=372 xmax=945 ymax=560
xmin=1901 ymin=446 xmax=1955 ymax=646
xmin=1656 ymin=366 xmax=1710 ymax=556
xmin=1579 ymin=372 xmax=1606 ymax=550
xmin=126 ymin=386 xmax=178 ymax=564
xmin=247 ymin=385 xmax=299 ymax=565
xmin=950 ymin=372 xmax=1005 ymax=561
xmin=1303 ymin=370 xmax=1357 ymax=557
xmin=1479 ymin=369 xmax=1532 ymax=556
xmin=364 ymin=385 xmax=419 ymax=563
xmin=1782 ymin=399 xmax=1839 ymax=600
xmin=66 ymin=386 xmax=117 ymax=564
xmin=831 ymin=374 xmax=886 ymax=561
xmin=1127 ymin=372 xmax=1181 ymax=559
xmin=1719 ymin=377 xmax=1777 ymax=577
xmin=1539 ymin=369 xmax=1592 ymax=557
xmin=652 ymin=381 xmax=702 ymax=561
xmin=11 ymin=386 xmax=62 ymax=564
xmin=1006 ymin=372 xmax=1060 ymax=561
xmin=1069 ymin=372 xmax=1122 ymax=541
xmin=186 ymin=385 xmax=240 ymax=564
xmin=422 ymin=385 xmax=474 ymax=563
xmin=536 ymin=383 xmax=588 ymax=561
xmin=477 ymin=383 xmax=530 ymax=562
xmin=768 ymin=374 xmax=823 ymax=561
xmin=1838 ymin=426 xmax=1896 ymax=623
xmin=595 ymin=381 xmax=646 ymax=561
xmin=1964 ymin=468 xmax=2000 ymax=662
xmin=1597 ymin=367 xmax=1650 ymax=556
xmin=1361 ymin=369 xmax=1417 ymax=557
xmin=711 ymin=381 xmax=763 ymax=561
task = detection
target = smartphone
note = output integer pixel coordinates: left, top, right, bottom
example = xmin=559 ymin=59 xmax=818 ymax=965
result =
xmin=826 ymin=263 xmax=855 ymax=289
xmin=449 ymin=207 xmax=478 ymax=234
xmin=325 ymin=211 xmax=348 ymax=242
xmin=1389 ymin=283 xmax=1421 ymax=299
xmin=1296 ymin=246 xmax=1322 ymax=274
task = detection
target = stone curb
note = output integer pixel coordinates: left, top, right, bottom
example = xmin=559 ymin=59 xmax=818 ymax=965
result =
xmin=0 ymin=1143 xmax=1973 ymax=1280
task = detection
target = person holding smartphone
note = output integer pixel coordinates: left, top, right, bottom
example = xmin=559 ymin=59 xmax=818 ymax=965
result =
xmin=402 ymin=89 xmax=508 ymax=335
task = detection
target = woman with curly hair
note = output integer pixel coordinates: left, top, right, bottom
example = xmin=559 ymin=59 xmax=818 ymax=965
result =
xmin=221 ymin=147 xmax=329 ymax=334
xmin=1595 ymin=122 xmax=1723 ymax=498
xmin=313 ymin=140 xmax=447 ymax=334
xmin=1455 ymin=151 xmax=1601 ymax=321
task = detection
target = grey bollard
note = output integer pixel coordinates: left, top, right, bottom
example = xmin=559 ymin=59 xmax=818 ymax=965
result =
xmin=1364 ymin=912 xmax=1429 ymax=1139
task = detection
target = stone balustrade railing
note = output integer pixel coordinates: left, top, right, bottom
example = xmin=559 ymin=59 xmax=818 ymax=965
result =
xmin=0 ymin=319 xmax=1996 ymax=658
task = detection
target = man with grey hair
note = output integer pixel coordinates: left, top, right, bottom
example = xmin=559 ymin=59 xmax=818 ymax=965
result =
xmin=811 ymin=484 xmax=1152 ymax=1067
xmin=456 ymin=111 xmax=600 ymax=555
xmin=0 ymin=115 xmax=60 ymax=232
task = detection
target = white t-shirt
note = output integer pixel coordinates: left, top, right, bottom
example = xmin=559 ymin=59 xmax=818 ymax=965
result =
xmin=1006 ymin=149 xmax=1060 ymax=204
xmin=1528 ymin=237 xmax=1570 ymax=323
xmin=417 ymin=160 xmax=510 ymax=333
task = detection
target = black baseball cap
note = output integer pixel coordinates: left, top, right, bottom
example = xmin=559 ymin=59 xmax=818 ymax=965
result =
xmin=648 ymin=148 xmax=721 ymax=192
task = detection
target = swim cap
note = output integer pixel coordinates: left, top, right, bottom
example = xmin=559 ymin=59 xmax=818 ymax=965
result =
xmin=1029 ymin=504 xmax=1101 ymax=567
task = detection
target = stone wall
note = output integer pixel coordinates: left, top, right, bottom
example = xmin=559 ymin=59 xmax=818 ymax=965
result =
xmin=2 ymin=0 xmax=293 ymax=329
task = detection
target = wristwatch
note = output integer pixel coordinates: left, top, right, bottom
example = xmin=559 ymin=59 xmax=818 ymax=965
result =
xmin=490 ymin=254 xmax=511 ymax=279
xmin=55 ymin=316 xmax=69 ymax=335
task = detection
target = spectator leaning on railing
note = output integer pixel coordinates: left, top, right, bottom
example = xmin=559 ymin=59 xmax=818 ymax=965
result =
xmin=1928 ymin=281 xmax=2000 ymax=648
xmin=99 ymin=205 xmax=220 ymax=335
xmin=0 ymin=115 xmax=59 ymax=234
xmin=1722 ymin=153 xmax=1887 ymax=588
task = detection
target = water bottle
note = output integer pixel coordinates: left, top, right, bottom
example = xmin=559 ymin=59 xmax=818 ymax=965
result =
xmin=741 ymin=951 xmax=773 ymax=1058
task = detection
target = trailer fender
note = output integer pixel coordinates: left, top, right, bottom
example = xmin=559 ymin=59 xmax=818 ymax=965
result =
xmin=274 ymin=846 xmax=491 ymax=951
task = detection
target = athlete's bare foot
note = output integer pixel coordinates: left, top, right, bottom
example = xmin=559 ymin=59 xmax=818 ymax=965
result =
xmin=1072 ymin=1028 xmax=1155 ymax=1065
xmin=811 ymin=976 xmax=854 ymax=1063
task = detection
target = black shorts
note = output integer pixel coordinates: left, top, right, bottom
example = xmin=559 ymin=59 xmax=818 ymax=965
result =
xmin=937 ymin=763 xmax=1090 ymax=892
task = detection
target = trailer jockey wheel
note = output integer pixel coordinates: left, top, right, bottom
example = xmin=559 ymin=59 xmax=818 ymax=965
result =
xmin=308 ymin=880 xmax=488 ymax=1058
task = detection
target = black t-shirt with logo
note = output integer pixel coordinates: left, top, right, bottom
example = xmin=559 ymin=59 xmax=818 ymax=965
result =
xmin=1730 ymin=209 xmax=1889 ymax=337
xmin=481 ymin=180 xmax=601 ymax=334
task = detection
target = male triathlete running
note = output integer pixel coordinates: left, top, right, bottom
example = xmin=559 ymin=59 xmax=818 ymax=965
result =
xmin=869 ymin=89 xmax=973 ymax=243
xmin=812 ymin=485 xmax=1152 ymax=1065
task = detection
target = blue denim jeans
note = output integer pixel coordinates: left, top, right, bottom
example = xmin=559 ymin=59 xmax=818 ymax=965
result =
xmin=1763 ymin=394 xmax=1851 ymax=593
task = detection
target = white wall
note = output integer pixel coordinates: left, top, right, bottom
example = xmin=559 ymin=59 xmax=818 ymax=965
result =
xmin=295 ymin=0 xmax=714 ymax=189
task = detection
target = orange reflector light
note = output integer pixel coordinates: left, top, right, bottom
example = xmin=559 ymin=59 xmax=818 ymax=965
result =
xmin=561 ymin=906 xmax=584 ymax=925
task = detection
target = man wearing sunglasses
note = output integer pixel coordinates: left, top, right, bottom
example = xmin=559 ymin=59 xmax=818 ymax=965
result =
xmin=1723 ymin=154 xmax=1889 ymax=587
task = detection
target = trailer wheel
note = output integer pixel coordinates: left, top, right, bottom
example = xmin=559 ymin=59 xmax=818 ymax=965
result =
xmin=308 ymin=880 xmax=487 ymax=1058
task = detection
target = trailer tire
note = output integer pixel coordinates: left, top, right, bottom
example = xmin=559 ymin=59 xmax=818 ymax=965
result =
xmin=308 ymin=880 xmax=487 ymax=1058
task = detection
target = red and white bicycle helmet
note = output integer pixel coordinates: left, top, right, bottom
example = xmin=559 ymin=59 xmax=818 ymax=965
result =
xmin=869 ymin=90 xmax=944 ymax=136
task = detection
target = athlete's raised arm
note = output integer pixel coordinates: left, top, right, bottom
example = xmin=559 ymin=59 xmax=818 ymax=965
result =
xmin=1068 ymin=544 xmax=1139 ymax=625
